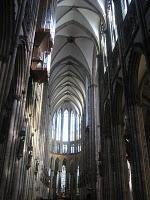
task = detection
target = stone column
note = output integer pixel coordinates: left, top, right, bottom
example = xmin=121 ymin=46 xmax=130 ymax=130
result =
xmin=49 ymin=170 xmax=54 ymax=199
xmin=144 ymin=108 xmax=150 ymax=161
xmin=0 ymin=0 xmax=28 ymax=113
xmin=6 ymin=99 xmax=23 ymax=199
xmin=0 ymin=59 xmax=11 ymax=116
xmin=0 ymin=99 xmax=17 ymax=198
xmin=65 ymin=170 xmax=70 ymax=195
xmin=80 ymin=110 xmax=87 ymax=199
xmin=103 ymin=132 xmax=113 ymax=200
xmin=113 ymin=0 xmax=150 ymax=199
xmin=88 ymin=84 xmax=97 ymax=199
xmin=70 ymin=171 xmax=76 ymax=200
xmin=70 ymin=172 xmax=73 ymax=199
xmin=134 ymin=0 xmax=150 ymax=70
xmin=53 ymin=172 xmax=57 ymax=200
xmin=58 ymin=171 xmax=61 ymax=193
xmin=112 ymin=122 xmax=130 ymax=200
xmin=127 ymin=104 xmax=150 ymax=199
xmin=96 ymin=52 xmax=105 ymax=200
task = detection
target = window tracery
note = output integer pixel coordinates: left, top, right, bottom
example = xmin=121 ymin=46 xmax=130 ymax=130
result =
xmin=63 ymin=109 xmax=69 ymax=142
xmin=51 ymin=106 xmax=81 ymax=154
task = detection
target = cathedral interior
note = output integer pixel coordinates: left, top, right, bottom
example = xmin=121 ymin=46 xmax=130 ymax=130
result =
xmin=0 ymin=0 xmax=150 ymax=200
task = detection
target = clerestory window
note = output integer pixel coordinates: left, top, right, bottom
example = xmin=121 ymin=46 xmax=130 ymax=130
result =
xmin=51 ymin=106 xmax=81 ymax=154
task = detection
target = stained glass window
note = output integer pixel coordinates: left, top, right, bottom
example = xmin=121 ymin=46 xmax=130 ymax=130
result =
xmin=63 ymin=110 xmax=68 ymax=141
xmin=70 ymin=111 xmax=75 ymax=141
xmin=56 ymin=110 xmax=61 ymax=140
xmin=51 ymin=107 xmax=81 ymax=153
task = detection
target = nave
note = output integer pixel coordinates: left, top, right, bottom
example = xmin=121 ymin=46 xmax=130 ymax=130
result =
xmin=0 ymin=0 xmax=150 ymax=199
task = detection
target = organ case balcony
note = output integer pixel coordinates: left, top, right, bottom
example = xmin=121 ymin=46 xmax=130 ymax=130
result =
xmin=31 ymin=28 xmax=53 ymax=83
xmin=35 ymin=28 xmax=53 ymax=51
xmin=31 ymin=47 xmax=48 ymax=83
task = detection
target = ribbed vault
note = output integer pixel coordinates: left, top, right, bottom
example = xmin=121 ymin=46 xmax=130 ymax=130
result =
xmin=49 ymin=0 xmax=105 ymax=116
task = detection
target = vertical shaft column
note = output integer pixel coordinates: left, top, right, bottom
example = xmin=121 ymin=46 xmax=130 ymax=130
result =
xmin=102 ymin=101 xmax=113 ymax=200
xmin=0 ymin=0 xmax=28 ymax=113
xmin=112 ymin=121 xmax=130 ymax=200
xmin=0 ymin=99 xmax=17 ymax=198
xmin=53 ymin=172 xmax=57 ymax=200
xmin=65 ymin=170 xmax=70 ymax=195
xmin=103 ymin=133 xmax=113 ymax=200
xmin=113 ymin=1 xmax=150 ymax=199
xmin=127 ymin=104 xmax=150 ymax=199
xmin=58 ymin=171 xmax=61 ymax=193
xmin=134 ymin=0 xmax=150 ymax=70
xmin=88 ymin=84 xmax=97 ymax=199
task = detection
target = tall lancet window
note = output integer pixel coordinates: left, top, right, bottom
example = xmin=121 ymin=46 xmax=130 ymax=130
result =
xmin=70 ymin=111 xmax=75 ymax=141
xmin=61 ymin=165 xmax=66 ymax=192
xmin=52 ymin=113 xmax=56 ymax=139
xmin=63 ymin=110 xmax=68 ymax=141
xmin=51 ymin=107 xmax=81 ymax=154
xmin=56 ymin=110 xmax=61 ymax=140
xmin=76 ymin=114 xmax=80 ymax=140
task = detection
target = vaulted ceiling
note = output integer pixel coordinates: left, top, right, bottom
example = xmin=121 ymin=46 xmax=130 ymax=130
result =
xmin=49 ymin=0 xmax=105 ymax=115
